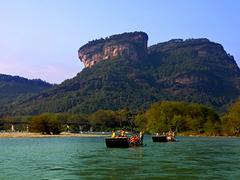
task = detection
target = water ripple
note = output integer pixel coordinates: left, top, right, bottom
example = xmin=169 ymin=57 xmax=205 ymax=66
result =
xmin=0 ymin=136 xmax=239 ymax=179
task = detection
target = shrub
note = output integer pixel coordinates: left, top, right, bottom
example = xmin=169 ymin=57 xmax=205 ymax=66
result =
xmin=29 ymin=113 xmax=62 ymax=134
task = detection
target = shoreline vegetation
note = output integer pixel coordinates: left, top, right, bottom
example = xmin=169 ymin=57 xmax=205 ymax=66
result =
xmin=1 ymin=100 xmax=239 ymax=137
xmin=176 ymin=132 xmax=239 ymax=137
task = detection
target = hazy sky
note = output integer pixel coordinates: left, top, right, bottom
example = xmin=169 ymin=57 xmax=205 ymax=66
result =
xmin=0 ymin=0 xmax=239 ymax=84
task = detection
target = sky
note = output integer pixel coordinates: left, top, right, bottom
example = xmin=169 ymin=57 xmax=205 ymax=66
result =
xmin=0 ymin=0 xmax=239 ymax=84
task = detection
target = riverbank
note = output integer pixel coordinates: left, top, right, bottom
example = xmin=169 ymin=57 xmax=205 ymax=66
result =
xmin=1 ymin=132 xmax=238 ymax=138
xmin=0 ymin=132 xmax=109 ymax=138
xmin=177 ymin=131 xmax=240 ymax=137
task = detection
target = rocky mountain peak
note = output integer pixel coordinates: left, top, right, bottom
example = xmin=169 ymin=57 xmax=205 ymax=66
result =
xmin=78 ymin=31 xmax=148 ymax=68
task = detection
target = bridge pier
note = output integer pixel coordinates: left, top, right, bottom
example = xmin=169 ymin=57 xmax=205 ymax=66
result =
xmin=66 ymin=125 xmax=70 ymax=132
xmin=11 ymin=124 xmax=15 ymax=132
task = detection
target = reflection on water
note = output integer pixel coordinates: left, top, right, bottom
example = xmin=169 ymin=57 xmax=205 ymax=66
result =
xmin=0 ymin=136 xmax=239 ymax=179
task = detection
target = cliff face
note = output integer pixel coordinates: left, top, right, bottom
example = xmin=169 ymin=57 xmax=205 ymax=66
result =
xmin=78 ymin=32 xmax=148 ymax=68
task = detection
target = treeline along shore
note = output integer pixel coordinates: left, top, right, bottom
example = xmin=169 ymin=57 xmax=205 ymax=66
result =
xmin=0 ymin=100 xmax=240 ymax=137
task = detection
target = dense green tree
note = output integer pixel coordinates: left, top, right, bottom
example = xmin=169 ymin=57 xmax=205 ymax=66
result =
xmin=89 ymin=109 xmax=116 ymax=131
xmin=115 ymin=108 xmax=135 ymax=130
xmin=142 ymin=101 xmax=220 ymax=134
xmin=222 ymin=99 xmax=240 ymax=136
xmin=88 ymin=108 xmax=136 ymax=131
xmin=134 ymin=113 xmax=147 ymax=131
xmin=56 ymin=113 xmax=89 ymax=131
xmin=29 ymin=113 xmax=62 ymax=134
xmin=144 ymin=101 xmax=186 ymax=133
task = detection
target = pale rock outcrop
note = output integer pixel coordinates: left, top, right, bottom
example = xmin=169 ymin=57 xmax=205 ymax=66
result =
xmin=78 ymin=32 xmax=148 ymax=68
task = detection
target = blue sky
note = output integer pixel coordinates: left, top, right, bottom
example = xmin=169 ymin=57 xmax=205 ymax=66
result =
xmin=0 ymin=0 xmax=239 ymax=83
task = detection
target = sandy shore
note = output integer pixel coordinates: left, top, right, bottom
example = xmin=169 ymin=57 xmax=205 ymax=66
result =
xmin=0 ymin=132 xmax=109 ymax=138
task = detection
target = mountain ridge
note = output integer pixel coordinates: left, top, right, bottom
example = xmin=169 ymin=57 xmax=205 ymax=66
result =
xmin=2 ymin=32 xmax=240 ymax=115
xmin=0 ymin=73 xmax=53 ymax=115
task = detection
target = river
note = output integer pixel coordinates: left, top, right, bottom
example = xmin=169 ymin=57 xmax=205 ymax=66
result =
xmin=0 ymin=136 xmax=239 ymax=179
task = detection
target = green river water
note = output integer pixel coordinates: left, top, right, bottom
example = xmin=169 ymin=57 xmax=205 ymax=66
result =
xmin=0 ymin=136 xmax=239 ymax=179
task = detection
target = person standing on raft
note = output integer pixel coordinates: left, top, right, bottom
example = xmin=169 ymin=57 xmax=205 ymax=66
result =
xmin=111 ymin=130 xmax=116 ymax=138
xmin=140 ymin=130 xmax=144 ymax=143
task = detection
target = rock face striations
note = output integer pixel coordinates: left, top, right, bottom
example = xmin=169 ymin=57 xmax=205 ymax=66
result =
xmin=78 ymin=32 xmax=148 ymax=68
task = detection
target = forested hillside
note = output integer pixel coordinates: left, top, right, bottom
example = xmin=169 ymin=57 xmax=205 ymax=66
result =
xmin=0 ymin=74 xmax=53 ymax=115
xmin=4 ymin=37 xmax=240 ymax=116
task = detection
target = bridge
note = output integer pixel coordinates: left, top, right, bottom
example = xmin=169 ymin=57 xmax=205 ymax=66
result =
xmin=0 ymin=120 xmax=91 ymax=132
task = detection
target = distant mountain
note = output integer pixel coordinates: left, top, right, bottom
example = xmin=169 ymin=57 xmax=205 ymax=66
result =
xmin=4 ymin=32 xmax=240 ymax=115
xmin=0 ymin=74 xmax=53 ymax=114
